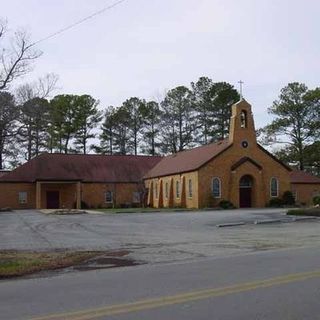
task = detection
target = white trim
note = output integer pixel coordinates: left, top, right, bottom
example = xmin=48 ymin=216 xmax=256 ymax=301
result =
xmin=270 ymin=177 xmax=279 ymax=197
xmin=212 ymin=177 xmax=221 ymax=198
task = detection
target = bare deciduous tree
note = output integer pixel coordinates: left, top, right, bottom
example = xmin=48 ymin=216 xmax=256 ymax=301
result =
xmin=0 ymin=19 xmax=41 ymax=91
xmin=16 ymin=73 xmax=59 ymax=103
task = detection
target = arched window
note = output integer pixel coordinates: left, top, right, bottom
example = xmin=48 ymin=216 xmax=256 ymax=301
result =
xmin=212 ymin=177 xmax=221 ymax=198
xmin=155 ymin=182 xmax=158 ymax=198
xmin=240 ymin=110 xmax=247 ymax=128
xmin=165 ymin=182 xmax=168 ymax=199
xmin=270 ymin=177 xmax=279 ymax=197
xmin=239 ymin=175 xmax=253 ymax=188
xmin=188 ymin=179 xmax=193 ymax=198
xmin=176 ymin=181 xmax=180 ymax=198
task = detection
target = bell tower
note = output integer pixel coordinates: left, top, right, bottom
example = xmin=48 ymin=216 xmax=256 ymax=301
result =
xmin=229 ymin=99 xmax=257 ymax=146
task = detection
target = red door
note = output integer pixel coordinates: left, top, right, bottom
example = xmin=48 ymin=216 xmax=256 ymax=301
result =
xmin=239 ymin=188 xmax=252 ymax=208
xmin=46 ymin=191 xmax=60 ymax=209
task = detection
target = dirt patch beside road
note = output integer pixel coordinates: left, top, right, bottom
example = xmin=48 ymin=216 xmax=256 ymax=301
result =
xmin=0 ymin=250 xmax=139 ymax=279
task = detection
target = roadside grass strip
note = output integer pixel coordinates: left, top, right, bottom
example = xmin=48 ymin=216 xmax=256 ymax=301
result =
xmin=0 ymin=251 xmax=102 ymax=278
xmin=31 ymin=268 xmax=320 ymax=320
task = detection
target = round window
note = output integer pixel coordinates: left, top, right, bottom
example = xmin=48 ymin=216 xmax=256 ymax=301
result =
xmin=241 ymin=140 xmax=249 ymax=148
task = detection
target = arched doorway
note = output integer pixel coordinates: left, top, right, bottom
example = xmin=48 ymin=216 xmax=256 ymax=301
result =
xmin=239 ymin=175 xmax=253 ymax=208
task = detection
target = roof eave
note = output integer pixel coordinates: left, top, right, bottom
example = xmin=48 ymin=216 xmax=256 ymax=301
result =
xmin=144 ymin=143 xmax=233 ymax=180
xmin=257 ymin=144 xmax=292 ymax=171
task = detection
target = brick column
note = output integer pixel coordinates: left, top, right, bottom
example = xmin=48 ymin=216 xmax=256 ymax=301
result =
xmin=36 ymin=182 xmax=41 ymax=209
xmin=76 ymin=182 xmax=81 ymax=209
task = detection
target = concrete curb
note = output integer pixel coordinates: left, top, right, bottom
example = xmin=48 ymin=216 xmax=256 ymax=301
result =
xmin=254 ymin=219 xmax=283 ymax=225
xmin=216 ymin=222 xmax=245 ymax=228
xmin=290 ymin=216 xmax=319 ymax=222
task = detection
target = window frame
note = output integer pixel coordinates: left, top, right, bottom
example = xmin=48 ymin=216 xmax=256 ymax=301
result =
xmin=270 ymin=177 xmax=279 ymax=198
xmin=176 ymin=180 xmax=180 ymax=199
xmin=132 ymin=192 xmax=141 ymax=203
xmin=292 ymin=189 xmax=298 ymax=201
xmin=18 ymin=191 xmax=27 ymax=204
xmin=212 ymin=177 xmax=221 ymax=198
xmin=165 ymin=182 xmax=169 ymax=199
xmin=105 ymin=191 xmax=113 ymax=203
xmin=188 ymin=179 xmax=193 ymax=198
xmin=155 ymin=182 xmax=158 ymax=199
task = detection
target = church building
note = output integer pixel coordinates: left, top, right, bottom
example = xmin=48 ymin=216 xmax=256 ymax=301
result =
xmin=144 ymin=99 xmax=293 ymax=208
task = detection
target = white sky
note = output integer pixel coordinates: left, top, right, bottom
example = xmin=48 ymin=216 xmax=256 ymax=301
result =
xmin=3 ymin=0 xmax=320 ymax=128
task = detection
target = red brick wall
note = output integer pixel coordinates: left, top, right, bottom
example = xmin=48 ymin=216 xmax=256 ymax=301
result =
xmin=0 ymin=182 xmax=146 ymax=210
xmin=291 ymin=183 xmax=320 ymax=206
xmin=81 ymin=183 xmax=145 ymax=208
xmin=0 ymin=183 xmax=36 ymax=209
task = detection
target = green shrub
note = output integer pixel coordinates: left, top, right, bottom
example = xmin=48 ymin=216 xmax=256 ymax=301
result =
xmin=267 ymin=197 xmax=283 ymax=207
xmin=282 ymin=191 xmax=295 ymax=206
xmin=287 ymin=208 xmax=320 ymax=216
xmin=313 ymin=196 xmax=320 ymax=206
xmin=219 ymin=200 xmax=235 ymax=209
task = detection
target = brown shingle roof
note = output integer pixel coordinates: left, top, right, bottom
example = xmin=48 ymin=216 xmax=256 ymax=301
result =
xmin=290 ymin=170 xmax=320 ymax=184
xmin=144 ymin=139 xmax=232 ymax=179
xmin=0 ymin=170 xmax=10 ymax=178
xmin=0 ymin=153 xmax=162 ymax=183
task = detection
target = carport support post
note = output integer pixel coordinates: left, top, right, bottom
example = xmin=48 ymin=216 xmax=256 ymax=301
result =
xmin=76 ymin=182 xmax=81 ymax=209
xmin=36 ymin=182 xmax=41 ymax=209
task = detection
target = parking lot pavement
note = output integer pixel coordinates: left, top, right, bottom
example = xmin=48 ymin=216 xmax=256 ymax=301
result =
xmin=0 ymin=209 xmax=319 ymax=264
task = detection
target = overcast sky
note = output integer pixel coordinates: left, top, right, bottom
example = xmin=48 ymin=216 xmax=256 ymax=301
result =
xmin=3 ymin=0 xmax=320 ymax=128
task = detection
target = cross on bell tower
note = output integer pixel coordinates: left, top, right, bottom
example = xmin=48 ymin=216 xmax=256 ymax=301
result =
xmin=238 ymin=80 xmax=244 ymax=99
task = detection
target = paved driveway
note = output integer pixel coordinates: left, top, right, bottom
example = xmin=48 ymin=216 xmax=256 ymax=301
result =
xmin=1 ymin=209 xmax=319 ymax=263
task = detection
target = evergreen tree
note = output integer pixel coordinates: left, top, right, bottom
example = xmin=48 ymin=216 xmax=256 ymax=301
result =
xmin=140 ymin=100 xmax=162 ymax=155
xmin=191 ymin=77 xmax=214 ymax=145
xmin=49 ymin=94 xmax=79 ymax=153
xmin=122 ymin=97 xmax=145 ymax=155
xmin=95 ymin=106 xmax=117 ymax=155
xmin=161 ymin=86 xmax=196 ymax=153
xmin=112 ymin=105 xmax=131 ymax=155
xmin=192 ymin=78 xmax=239 ymax=144
xmin=74 ymin=95 xmax=102 ymax=154
xmin=19 ymin=97 xmax=50 ymax=160
xmin=209 ymin=82 xmax=239 ymax=140
xmin=262 ymin=83 xmax=318 ymax=170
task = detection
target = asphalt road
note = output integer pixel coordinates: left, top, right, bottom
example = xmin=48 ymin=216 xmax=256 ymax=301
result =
xmin=1 ymin=246 xmax=320 ymax=320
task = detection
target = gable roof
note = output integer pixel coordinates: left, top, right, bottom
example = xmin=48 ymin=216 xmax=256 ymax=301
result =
xmin=257 ymin=145 xmax=292 ymax=171
xmin=290 ymin=170 xmax=320 ymax=184
xmin=144 ymin=139 xmax=232 ymax=179
xmin=0 ymin=153 xmax=162 ymax=183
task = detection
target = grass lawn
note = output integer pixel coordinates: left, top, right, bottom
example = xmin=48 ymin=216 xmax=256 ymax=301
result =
xmin=0 ymin=251 xmax=102 ymax=279
xmin=287 ymin=207 xmax=320 ymax=217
